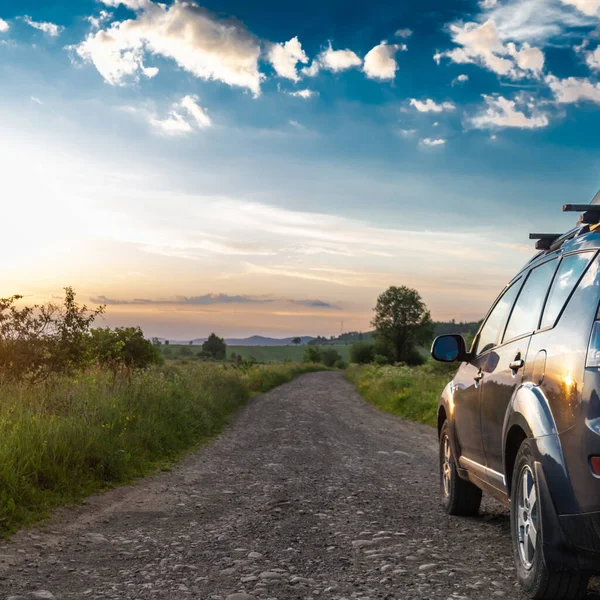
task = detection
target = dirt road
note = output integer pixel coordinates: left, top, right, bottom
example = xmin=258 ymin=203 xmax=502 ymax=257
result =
xmin=1 ymin=372 xmax=598 ymax=600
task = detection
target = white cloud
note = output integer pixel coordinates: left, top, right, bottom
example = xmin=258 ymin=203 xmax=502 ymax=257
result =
xmin=420 ymin=138 xmax=447 ymax=146
xmin=288 ymin=89 xmax=318 ymax=99
xmin=398 ymin=128 xmax=417 ymax=136
xmin=318 ymin=44 xmax=362 ymax=72
xmin=149 ymin=111 xmax=194 ymax=135
xmin=452 ymin=73 xmax=469 ymax=85
xmin=23 ymin=16 xmax=64 ymax=37
xmin=87 ymin=10 xmax=112 ymax=30
xmin=560 ymin=0 xmax=600 ymax=16
xmin=0 ymin=18 xmax=9 ymax=33
xmin=585 ymin=45 xmax=600 ymax=69
xmin=74 ymin=0 xmax=263 ymax=95
xmin=363 ymin=41 xmax=404 ymax=80
xmin=142 ymin=66 xmax=159 ymax=78
xmin=438 ymin=19 xmax=544 ymax=79
xmin=100 ymin=0 xmax=151 ymax=8
xmin=30 ymin=96 xmax=43 ymax=105
xmin=267 ymin=36 xmax=308 ymax=82
xmin=470 ymin=94 xmax=549 ymax=129
xmin=180 ymin=95 xmax=212 ymax=128
xmin=546 ymin=74 xmax=600 ymax=103
xmin=410 ymin=98 xmax=456 ymax=112
xmin=480 ymin=0 xmax=498 ymax=7
xmin=395 ymin=28 xmax=413 ymax=38
xmin=301 ymin=61 xmax=321 ymax=77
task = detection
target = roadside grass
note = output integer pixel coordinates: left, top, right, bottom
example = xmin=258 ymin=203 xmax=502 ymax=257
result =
xmin=345 ymin=361 xmax=456 ymax=427
xmin=0 ymin=362 xmax=324 ymax=536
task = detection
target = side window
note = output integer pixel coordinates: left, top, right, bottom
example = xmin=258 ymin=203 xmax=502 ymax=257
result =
xmin=540 ymin=252 xmax=594 ymax=329
xmin=503 ymin=259 xmax=558 ymax=342
xmin=474 ymin=280 xmax=521 ymax=356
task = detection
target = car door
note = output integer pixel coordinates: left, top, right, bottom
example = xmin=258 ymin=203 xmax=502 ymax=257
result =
xmin=480 ymin=258 xmax=558 ymax=489
xmin=453 ymin=279 xmax=522 ymax=468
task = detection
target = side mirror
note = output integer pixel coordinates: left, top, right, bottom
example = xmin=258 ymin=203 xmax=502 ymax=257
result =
xmin=431 ymin=334 xmax=468 ymax=363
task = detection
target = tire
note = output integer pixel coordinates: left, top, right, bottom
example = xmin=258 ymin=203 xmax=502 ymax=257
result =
xmin=510 ymin=441 xmax=589 ymax=600
xmin=439 ymin=420 xmax=482 ymax=516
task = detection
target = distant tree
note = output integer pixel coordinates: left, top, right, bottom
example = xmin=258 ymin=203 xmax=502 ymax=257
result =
xmin=303 ymin=346 xmax=322 ymax=363
xmin=321 ymin=347 xmax=342 ymax=367
xmin=292 ymin=337 xmax=302 ymax=346
xmin=350 ymin=341 xmax=375 ymax=364
xmin=164 ymin=340 xmax=170 ymax=345
xmin=179 ymin=345 xmax=193 ymax=357
xmin=202 ymin=333 xmax=227 ymax=360
xmin=189 ymin=340 xmax=193 ymax=345
xmin=151 ymin=337 xmax=162 ymax=346
xmin=372 ymin=286 xmax=433 ymax=364
xmin=90 ymin=327 xmax=162 ymax=371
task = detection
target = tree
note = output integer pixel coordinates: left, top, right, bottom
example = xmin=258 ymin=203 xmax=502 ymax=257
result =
xmin=202 ymin=333 xmax=227 ymax=360
xmin=292 ymin=337 xmax=302 ymax=346
xmin=371 ymin=286 xmax=433 ymax=364
xmin=350 ymin=341 xmax=375 ymax=364
xmin=90 ymin=327 xmax=161 ymax=371
xmin=321 ymin=347 xmax=342 ymax=367
xmin=303 ymin=346 xmax=322 ymax=363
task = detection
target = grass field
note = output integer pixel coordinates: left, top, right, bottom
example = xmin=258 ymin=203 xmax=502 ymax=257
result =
xmin=0 ymin=362 xmax=326 ymax=536
xmin=163 ymin=344 xmax=351 ymax=363
xmin=345 ymin=361 xmax=455 ymax=427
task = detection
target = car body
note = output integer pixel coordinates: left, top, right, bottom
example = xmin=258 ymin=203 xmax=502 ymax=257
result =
xmin=432 ymin=209 xmax=600 ymax=598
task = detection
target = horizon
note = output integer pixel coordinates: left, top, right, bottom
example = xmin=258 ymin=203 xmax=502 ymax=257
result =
xmin=3 ymin=0 xmax=600 ymax=338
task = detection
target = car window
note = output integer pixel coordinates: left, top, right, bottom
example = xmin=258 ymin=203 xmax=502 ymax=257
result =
xmin=474 ymin=280 xmax=521 ymax=356
xmin=540 ymin=252 xmax=594 ymax=329
xmin=503 ymin=259 xmax=558 ymax=342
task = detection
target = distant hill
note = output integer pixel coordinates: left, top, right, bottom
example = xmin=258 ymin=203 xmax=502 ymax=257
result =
xmin=159 ymin=335 xmax=315 ymax=346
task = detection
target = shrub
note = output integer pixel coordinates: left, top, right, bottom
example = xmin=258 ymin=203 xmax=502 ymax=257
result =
xmin=303 ymin=346 xmax=322 ymax=363
xmin=334 ymin=359 xmax=347 ymax=369
xmin=89 ymin=327 xmax=162 ymax=371
xmin=202 ymin=333 xmax=227 ymax=360
xmin=350 ymin=341 xmax=375 ymax=364
xmin=321 ymin=347 xmax=342 ymax=367
xmin=373 ymin=353 xmax=389 ymax=366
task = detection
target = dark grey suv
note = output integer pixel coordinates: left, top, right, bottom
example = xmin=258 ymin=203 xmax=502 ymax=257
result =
xmin=431 ymin=201 xmax=600 ymax=599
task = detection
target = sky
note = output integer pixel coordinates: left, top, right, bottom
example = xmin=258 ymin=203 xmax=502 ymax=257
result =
xmin=2 ymin=0 xmax=600 ymax=339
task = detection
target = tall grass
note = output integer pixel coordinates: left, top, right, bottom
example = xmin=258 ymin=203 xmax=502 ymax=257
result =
xmin=0 ymin=362 xmax=323 ymax=535
xmin=345 ymin=361 xmax=456 ymax=427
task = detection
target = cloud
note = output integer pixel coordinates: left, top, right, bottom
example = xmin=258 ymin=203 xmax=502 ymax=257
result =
xmin=74 ymin=0 xmax=263 ymax=94
xmin=410 ymin=98 xmax=456 ymax=112
xmin=363 ymin=41 xmax=405 ymax=80
xmin=452 ymin=73 xmax=469 ymax=85
xmin=90 ymin=294 xmax=339 ymax=309
xmin=101 ymin=0 xmax=151 ymax=8
xmin=480 ymin=0 xmax=498 ymax=6
xmin=318 ymin=43 xmax=362 ymax=72
xmin=395 ymin=28 xmax=413 ymax=38
xmin=560 ymin=0 xmax=600 ymax=16
xmin=127 ymin=95 xmax=212 ymax=135
xmin=288 ymin=89 xmax=318 ymax=99
xmin=87 ymin=10 xmax=113 ymax=30
xmin=546 ymin=74 xmax=600 ymax=103
xmin=438 ymin=19 xmax=545 ymax=79
xmin=0 ymin=19 xmax=9 ymax=33
xmin=267 ymin=36 xmax=308 ymax=81
xmin=23 ymin=16 xmax=64 ymax=37
xmin=585 ymin=45 xmax=600 ymax=69
xmin=470 ymin=94 xmax=549 ymax=128
xmin=30 ymin=96 xmax=43 ymax=105
xmin=420 ymin=138 xmax=447 ymax=146
xmin=398 ymin=128 xmax=417 ymax=136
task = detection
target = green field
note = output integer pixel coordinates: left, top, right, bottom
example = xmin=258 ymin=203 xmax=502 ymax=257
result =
xmin=163 ymin=344 xmax=351 ymax=363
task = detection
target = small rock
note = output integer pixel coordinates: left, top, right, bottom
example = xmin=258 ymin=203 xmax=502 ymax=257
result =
xmin=226 ymin=594 xmax=257 ymax=600
xmin=30 ymin=593 xmax=56 ymax=600
xmin=248 ymin=552 xmax=263 ymax=560
xmin=418 ymin=563 xmax=436 ymax=572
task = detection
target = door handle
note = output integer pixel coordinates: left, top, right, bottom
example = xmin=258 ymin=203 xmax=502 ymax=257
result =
xmin=509 ymin=359 xmax=524 ymax=371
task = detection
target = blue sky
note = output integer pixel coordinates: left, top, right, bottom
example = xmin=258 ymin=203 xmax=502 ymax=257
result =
xmin=2 ymin=0 xmax=600 ymax=338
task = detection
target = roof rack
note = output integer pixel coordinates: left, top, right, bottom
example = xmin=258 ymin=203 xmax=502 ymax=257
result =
xmin=563 ymin=204 xmax=600 ymax=224
xmin=529 ymin=233 xmax=562 ymax=250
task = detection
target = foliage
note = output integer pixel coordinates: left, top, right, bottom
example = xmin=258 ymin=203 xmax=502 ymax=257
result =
xmin=372 ymin=286 xmax=434 ymax=364
xmin=346 ymin=360 xmax=456 ymax=427
xmin=334 ymin=359 xmax=347 ymax=369
xmin=202 ymin=333 xmax=227 ymax=360
xmin=90 ymin=327 xmax=162 ymax=371
xmin=0 ymin=288 xmax=104 ymax=381
xmin=350 ymin=341 xmax=376 ymax=364
xmin=0 ymin=361 xmax=326 ymax=535
xmin=292 ymin=337 xmax=302 ymax=345
xmin=320 ymin=347 xmax=342 ymax=367
xmin=373 ymin=353 xmax=389 ymax=366
xmin=303 ymin=345 xmax=322 ymax=363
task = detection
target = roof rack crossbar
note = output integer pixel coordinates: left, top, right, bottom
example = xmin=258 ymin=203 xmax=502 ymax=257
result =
xmin=563 ymin=204 xmax=600 ymax=212
xmin=529 ymin=233 xmax=561 ymax=240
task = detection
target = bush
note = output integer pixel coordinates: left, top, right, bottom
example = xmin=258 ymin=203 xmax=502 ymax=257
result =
xmin=202 ymin=333 xmax=227 ymax=360
xmin=321 ymin=347 xmax=342 ymax=367
xmin=350 ymin=341 xmax=375 ymax=364
xmin=89 ymin=327 xmax=162 ymax=371
xmin=334 ymin=359 xmax=347 ymax=369
xmin=373 ymin=353 xmax=389 ymax=366
xmin=303 ymin=346 xmax=322 ymax=363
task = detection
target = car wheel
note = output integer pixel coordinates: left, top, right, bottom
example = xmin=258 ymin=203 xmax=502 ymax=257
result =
xmin=439 ymin=420 xmax=482 ymax=516
xmin=511 ymin=441 xmax=589 ymax=599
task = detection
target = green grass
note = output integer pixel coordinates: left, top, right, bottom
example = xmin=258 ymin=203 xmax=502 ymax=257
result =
xmin=163 ymin=344 xmax=351 ymax=363
xmin=345 ymin=361 xmax=456 ymax=427
xmin=0 ymin=362 xmax=325 ymax=536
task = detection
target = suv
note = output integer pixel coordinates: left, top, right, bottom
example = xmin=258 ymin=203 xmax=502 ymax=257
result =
xmin=431 ymin=203 xmax=600 ymax=599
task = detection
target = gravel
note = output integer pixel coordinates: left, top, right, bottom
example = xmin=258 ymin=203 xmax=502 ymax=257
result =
xmin=0 ymin=371 xmax=598 ymax=599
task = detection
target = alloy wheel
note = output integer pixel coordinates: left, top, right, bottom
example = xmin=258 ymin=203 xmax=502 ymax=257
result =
xmin=516 ymin=464 xmax=538 ymax=570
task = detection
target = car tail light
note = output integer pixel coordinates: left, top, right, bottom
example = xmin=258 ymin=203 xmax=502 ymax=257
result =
xmin=591 ymin=457 xmax=600 ymax=476
xmin=587 ymin=322 xmax=600 ymax=368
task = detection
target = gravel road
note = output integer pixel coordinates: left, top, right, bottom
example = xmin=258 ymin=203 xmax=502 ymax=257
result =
xmin=1 ymin=371 xmax=599 ymax=600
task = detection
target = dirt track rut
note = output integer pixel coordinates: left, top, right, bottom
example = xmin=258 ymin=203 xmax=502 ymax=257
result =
xmin=1 ymin=371 xmax=599 ymax=600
